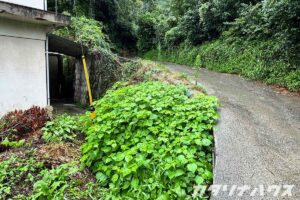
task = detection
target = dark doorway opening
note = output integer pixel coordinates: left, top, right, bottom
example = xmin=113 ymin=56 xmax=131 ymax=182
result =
xmin=49 ymin=54 xmax=75 ymax=104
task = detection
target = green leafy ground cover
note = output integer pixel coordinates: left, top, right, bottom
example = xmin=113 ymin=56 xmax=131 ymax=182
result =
xmin=0 ymin=61 xmax=218 ymax=199
xmin=42 ymin=114 xmax=81 ymax=143
xmin=81 ymin=81 xmax=218 ymax=199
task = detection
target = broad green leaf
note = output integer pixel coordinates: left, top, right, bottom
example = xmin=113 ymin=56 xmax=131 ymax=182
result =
xmin=195 ymin=176 xmax=204 ymax=185
xmin=131 ymin=178 xmax=139 ymax=188
xmin=112 ymin=174 xmax=119 ymax=183
xmin=187 ymin=163 xmax=197 ymax=173
xmin=202 ymin=138 xmax=212 ymax=146
xmin=114 ymin=153 xmax=125 ymax=162
xmin=96 ymin=172 xmax=107 ymax=183
xmin=195 ymin=139 xmax=202 ymax=145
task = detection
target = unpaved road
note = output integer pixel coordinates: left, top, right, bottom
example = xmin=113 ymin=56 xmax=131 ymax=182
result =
xmin=164 ymin=62 xmax=300 ymax=199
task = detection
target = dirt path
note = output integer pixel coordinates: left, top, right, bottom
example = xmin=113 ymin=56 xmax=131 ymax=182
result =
xmin=163 ymin=62 xmax=300 ymax=199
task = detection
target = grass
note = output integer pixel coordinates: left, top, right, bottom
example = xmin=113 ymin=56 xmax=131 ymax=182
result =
xmin=144 ymin=39 xmax=300 ymax=92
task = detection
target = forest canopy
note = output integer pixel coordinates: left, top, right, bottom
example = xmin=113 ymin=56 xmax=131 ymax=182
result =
xmin=48 ymin=0 xmax=300 ymax=91
xmin=48 ymin=0 xmax=300 ymax=53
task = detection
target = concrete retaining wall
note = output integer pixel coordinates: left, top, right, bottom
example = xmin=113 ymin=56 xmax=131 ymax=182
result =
xmin=74 ymin=52 xmax=121 ymax=105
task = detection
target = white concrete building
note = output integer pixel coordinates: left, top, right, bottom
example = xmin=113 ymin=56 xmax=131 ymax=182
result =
xmin=0 ymin=0 xmax=69 ymax=115
xmin=3 ymin=0 xmax=47 ymax=10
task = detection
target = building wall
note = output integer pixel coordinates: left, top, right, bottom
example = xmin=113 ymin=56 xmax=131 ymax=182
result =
xmin=0 ymin=18 xmax=48 ymax=116
xmin=1 ymin=0 xmax=47 ymax=10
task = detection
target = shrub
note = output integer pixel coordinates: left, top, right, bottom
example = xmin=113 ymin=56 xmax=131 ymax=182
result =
xmin=144 ymin=39 xmax=300 ymax=92
xmin=283 ymin=69 xmax=300 ymax=92
xmin=120 ymin=61 xmax=141 ymax=81
xmin=165 ymin=26 xmax=184 ymax=46
xmin=42 ymin=115 xmax=81 ymax=143
xmin=81 ymin=81 xmax=218 ymax=198
xmin=0 ymin=106 xmax=49 ymax=141
xmin=197 ymin=39 xmax=300 ymax=91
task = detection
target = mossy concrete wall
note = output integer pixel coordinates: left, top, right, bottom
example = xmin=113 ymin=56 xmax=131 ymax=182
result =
xmin=74 ymin=51 xmax=121 ymax=105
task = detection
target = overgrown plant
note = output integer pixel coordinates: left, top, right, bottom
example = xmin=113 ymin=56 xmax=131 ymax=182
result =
xmin=54 ymin=16 xmax=111 ymax=50
xmin=31 ymin=163 xmax=107 ymax=199
xmin=31 ymin=163 xmax=78 ymax=200
xmin=81 ymin=81 xmax=218 ymax=199
xmin=0 ymin=106 xmax=49 ymax=142
xmin=0 ymin=154 xmax=44 ymax=199
xmin=1 ymin=138 xmax=25 ymax=148
xmin=144 ymin=39 xmax=300 ymax=92
xmin=0 ymin=153 xmax=106 ymax=199
xmin=42 ymin=115 xmax=81 ymax=143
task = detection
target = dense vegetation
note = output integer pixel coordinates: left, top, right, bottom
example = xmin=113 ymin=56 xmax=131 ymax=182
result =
xmin=0 ymin=61 xmax=218 ymax=199
xmin=81 ymin=81 xmax=218 ymax=198
xmin=1 ymin=0 xmax=297 ymax=199
xmin=139 ymin=0 xmax=300 ymax=91
xmin=49 ymin=0 xmax=300 ymax=91
xmin=0 ymin=111 xmax=104 ymax=199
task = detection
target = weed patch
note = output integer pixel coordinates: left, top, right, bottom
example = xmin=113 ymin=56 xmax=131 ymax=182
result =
xmin=81 ymin=81 xmax=218 ymax=198
xmin=42 ymin=114 xmax=82 ymax=143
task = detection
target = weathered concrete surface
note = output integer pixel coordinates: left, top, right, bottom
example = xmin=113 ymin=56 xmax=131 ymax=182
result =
xmin=0 ymin=18 xmax=48 ymax=116
xmin=164 ymin=62 xmax=300 ymax=199
xmin=51 ymin=103 xmax=85 ymax=116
